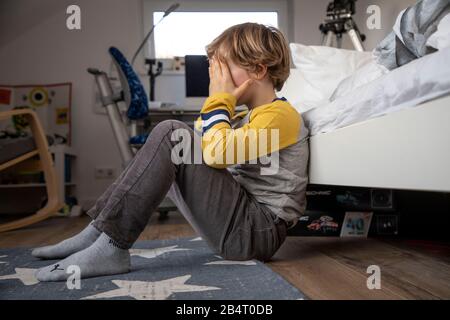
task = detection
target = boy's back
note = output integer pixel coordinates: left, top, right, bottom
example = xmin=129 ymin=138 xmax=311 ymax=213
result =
xmin=228 ymin=97 xmax=309 ymax=227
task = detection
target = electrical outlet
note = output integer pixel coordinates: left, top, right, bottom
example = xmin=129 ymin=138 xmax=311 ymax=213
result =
xmin=95 ymin=167 xmax=116 ymax=179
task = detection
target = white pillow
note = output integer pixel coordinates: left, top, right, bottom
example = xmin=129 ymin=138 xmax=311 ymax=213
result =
xmin=286 ymin=43 xmax=374 ymax=111
xmin=279 ymin=68 xmax=326 ymax=113
xmin=330 ymin=59 xmax=389 ymax=101
xmin=426 ymin=14 xmax=450 ymax=50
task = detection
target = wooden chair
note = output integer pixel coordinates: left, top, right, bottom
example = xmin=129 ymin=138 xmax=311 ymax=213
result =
xmin=0 ymin=109 xmax=63 ymax=232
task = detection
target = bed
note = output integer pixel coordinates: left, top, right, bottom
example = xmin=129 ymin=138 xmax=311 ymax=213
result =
xmin=299 ymin=47 xmax=450 ymax=192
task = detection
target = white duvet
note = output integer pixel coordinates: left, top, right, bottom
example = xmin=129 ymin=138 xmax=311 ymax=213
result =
xmin=303 ymin=46 xmax=450 ymax=136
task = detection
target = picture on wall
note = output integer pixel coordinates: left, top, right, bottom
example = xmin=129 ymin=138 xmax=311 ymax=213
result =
xmin=0 ymin=83 xmax=72 ymax=145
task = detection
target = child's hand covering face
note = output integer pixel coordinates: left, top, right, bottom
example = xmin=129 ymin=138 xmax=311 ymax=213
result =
xmin=208 ymin=57 xmax=254 ymax=103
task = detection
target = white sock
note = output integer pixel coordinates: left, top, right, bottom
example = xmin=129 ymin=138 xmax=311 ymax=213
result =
xmin=36 ymin=233 xmax=130 ymax=282
xmin=32 ymin=221 xmax=101 ymax=260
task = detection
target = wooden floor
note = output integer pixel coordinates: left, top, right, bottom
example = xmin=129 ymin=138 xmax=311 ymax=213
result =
xmin=0 ymin=212 xmax=449 ymax=300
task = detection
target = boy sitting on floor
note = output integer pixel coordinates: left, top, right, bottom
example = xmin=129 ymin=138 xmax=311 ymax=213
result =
xmin=33 ymin=22 xmax=309 ymax=281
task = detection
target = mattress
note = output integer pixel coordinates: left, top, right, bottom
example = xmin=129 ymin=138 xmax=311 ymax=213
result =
xmin=303 ymin=46 xmax=450 ymax=136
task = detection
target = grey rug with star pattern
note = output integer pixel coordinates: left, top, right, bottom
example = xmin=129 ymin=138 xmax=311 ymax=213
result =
xmin=0 ymin=237 xmax=306 ymax=300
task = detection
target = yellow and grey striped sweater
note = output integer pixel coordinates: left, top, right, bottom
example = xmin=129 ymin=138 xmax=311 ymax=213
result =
xmin=195 ymin=92 xmax=309 ymax=226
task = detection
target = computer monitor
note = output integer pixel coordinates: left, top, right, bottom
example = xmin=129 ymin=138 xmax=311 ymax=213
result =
xmin=185 ymin=55 xmax=210 ymax=97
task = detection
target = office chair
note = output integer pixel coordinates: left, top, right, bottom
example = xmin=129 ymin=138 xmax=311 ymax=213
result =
xmin=88 ymin=47 xmax=176 ymax=218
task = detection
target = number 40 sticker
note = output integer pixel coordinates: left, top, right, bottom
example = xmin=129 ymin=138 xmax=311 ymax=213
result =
xmin=340 ymin=212 xmax=373 ymax=237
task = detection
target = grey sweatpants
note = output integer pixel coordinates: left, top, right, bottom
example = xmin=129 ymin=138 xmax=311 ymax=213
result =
xmin=87 ymin=120 xmax=287 ymax=261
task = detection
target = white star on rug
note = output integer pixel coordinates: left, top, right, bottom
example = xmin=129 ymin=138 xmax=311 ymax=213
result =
xmin=129 ymin=245 xmax=191 ymax=259
xmin=82 ymin=275 xmax=221 ymax=300
xmin=190 ymin=237 xmax=202 ymax=241
xmin=204 ymin=256 xmax=257 ymax=266
xmin=0 ymin=255 xmax=7 ymax=264
xmin=0 ymin=268 xmax=39 ymax=285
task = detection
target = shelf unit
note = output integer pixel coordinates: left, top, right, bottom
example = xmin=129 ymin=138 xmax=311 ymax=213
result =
xmin=0 ymin=144 xmax=80 ymax=216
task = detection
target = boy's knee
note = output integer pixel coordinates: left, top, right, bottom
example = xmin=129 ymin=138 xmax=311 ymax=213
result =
xmin=153 ymin=120 xmax=189 ymax=133
xmin=146 ymin=120 xmax=192 ymax=147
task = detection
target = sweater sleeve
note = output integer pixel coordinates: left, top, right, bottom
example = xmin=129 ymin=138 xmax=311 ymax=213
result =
xmin=199 ymin=92 xmax=301 ymax=169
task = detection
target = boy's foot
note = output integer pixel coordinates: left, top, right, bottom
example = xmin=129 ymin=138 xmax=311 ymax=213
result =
xmin=32 ymin=222 xmax=101 ymax=260
xmin=35 ymin=233 xmax=130 ymax=282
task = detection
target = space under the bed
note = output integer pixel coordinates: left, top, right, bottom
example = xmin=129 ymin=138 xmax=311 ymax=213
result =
xmin=308 ymin=95 xmax=450 ymax=192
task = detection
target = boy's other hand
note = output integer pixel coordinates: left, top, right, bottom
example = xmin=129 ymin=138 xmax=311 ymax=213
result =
xmin=209 ymin=57 xmax=254 ymax=102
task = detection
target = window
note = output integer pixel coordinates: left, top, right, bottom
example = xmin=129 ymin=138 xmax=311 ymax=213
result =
xmin=153 ymin=11 xmax=279 ymax=58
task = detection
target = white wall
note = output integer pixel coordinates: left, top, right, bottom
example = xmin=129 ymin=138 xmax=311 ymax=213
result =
xmin=290 ymin=0 xmax=330 ymax=46
xmin=290 ymin=0 xmax=417 ymax=50
xmin=0 ymin=0 xmax=144 ymax=209
xmin=0 ymin=0 xmax=417 ymax=209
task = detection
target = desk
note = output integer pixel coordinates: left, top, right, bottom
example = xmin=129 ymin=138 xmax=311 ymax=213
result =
xmin=147 ymin=105 xmax=247 ymax=130
xmin=148 ymin=106 xmax=201 ymax=130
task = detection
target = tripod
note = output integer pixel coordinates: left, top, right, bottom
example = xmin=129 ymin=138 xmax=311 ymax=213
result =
xmin=145 ymin=58 xmax=163 ymax=102
xmin=319 ymin=0 xmax=366 ymax=52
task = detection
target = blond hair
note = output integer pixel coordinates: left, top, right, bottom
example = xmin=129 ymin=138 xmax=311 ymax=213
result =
xmin=206 ymin=23 xmax=291 ymax=91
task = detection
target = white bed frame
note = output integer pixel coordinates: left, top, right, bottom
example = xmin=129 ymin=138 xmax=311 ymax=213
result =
xmin=308 ymin=95 xmax=450 ymax=192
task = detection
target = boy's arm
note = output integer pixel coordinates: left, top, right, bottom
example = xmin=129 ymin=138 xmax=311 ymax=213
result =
xmin=200 ymin=92 xmax=300 ymax=168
